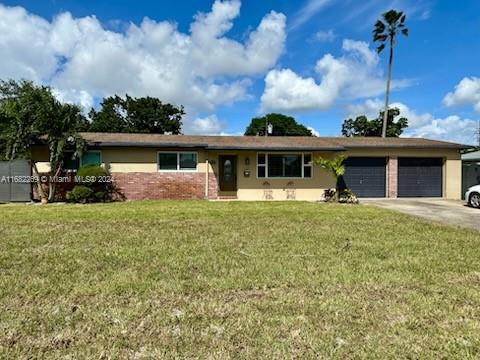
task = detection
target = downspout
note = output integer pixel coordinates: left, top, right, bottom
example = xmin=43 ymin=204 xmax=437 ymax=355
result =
xmin=205 ymin=159 xmax=209 ymax=200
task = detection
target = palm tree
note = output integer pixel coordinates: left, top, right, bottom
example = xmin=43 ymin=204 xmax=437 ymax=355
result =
xmin=315 ymin=154 xmax=347 ymax=201
xmin=373 ymin=10 xmax=408 ymax=138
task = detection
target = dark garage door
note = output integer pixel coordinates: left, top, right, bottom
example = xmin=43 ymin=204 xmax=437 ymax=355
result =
xmin=398 ymin=158 xmax=443 ymax=197
xmin=340 ymin=157 xmax=386 ymax=198
xmin=0 ymin=160 xmax=31 ymax=202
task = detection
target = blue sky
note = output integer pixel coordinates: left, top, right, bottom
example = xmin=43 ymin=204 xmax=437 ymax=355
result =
xmin=1 ymin=0 xmax=479 ymax=143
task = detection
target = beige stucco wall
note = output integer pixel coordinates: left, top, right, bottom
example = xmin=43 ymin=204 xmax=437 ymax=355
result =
xmin=31 ymin=147 xmax=51 ymax=173
xmin=101 ymin=147 xmax=210 ymax=173
xmin=31 ymin=145 xmax=463 ymax=200
xmin=207 ymin=151 xmax=336 ymax=201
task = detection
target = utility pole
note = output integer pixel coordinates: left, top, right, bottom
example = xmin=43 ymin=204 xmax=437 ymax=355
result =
xmin=477 ymin=120 xmax=480 ymax=147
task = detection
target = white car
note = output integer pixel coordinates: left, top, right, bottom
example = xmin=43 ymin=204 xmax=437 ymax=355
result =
xmin=466 ymin=185 xmax=480 ymax=208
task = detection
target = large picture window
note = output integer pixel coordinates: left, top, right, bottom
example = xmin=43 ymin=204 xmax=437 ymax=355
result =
xmin=158 ymin=152 xmax=197 ymax=171
xmin=257 ymin=153 xmax=312 ymax=178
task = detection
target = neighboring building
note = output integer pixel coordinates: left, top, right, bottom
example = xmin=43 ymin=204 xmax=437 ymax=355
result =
xmin=462 ymin=150 xmax=480 ymax=198
xmin=28 ymin=133 xmax=466 ymax=201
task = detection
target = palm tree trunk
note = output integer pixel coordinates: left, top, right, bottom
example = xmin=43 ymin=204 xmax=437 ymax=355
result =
xmin=382 ymin=37 xmax=394 ymax=138
xmin=32 ymin=161 xmax=48 ymax=204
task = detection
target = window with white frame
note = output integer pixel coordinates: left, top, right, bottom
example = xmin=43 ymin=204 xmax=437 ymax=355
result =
xmin=158 ymin=152 xmax=197 ymax=171
xmin=257 ymin=153 xmax=312 ymax=178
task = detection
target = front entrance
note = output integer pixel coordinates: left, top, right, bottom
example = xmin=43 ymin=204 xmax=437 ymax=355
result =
xmin=219 ymin=155 xmax=237 ymax=192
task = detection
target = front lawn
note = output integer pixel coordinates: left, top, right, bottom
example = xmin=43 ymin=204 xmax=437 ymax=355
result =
xmin=1 ymin=201 xmax=479 ymax=358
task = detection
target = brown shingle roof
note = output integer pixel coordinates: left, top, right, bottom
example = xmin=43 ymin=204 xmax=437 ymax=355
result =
xmin=79 ymin=132 xmax=468 ymax=151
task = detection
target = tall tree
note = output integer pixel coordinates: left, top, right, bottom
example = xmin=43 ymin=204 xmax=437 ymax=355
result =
xmin=89 ymin=95 xmax=184 ymax=134
xmin=342 ymin=108 xmax=408 ymax=137
xmin=0 ymin=80 xmax=86 ymax=203
xmin=373 ymin=9 xmax=408 ymax=138
xmin=244 ymin=113 xmax=313 ymax=136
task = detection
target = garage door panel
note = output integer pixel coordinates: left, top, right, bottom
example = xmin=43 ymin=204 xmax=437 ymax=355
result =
xmin=398 ymin=158 xmax=443 ymax=197
xmin=341 ymin=157 xmax=386 ymax=198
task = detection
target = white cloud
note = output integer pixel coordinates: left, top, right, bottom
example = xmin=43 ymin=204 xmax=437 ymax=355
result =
xmin=307 ymin=126 xmax=320 ymax=137
xmin=261 ymin=39 xmax=410 ymax=113
xmin=314 ymin=29 xmax=336 ymax=42
xmin=188 ymin=115 xmax=225 ymax=135
xmin=443 ymin=77 xmax=480 ymax=112
xmin=0 ymin=1 xmax=286 ymax=133
xmin=347 ymin=99 xmax=477 ymax=145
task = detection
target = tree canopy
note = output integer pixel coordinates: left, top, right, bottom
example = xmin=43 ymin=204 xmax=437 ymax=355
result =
xmin=89 ymin=95 xmax=184 ymax=134
xmin=341 ymin=108 xmax=408 ymax=137
xmin=0 ymin=79 xmax=87 ymax=202
xmin=244 ymin=113 xmax=313 ymax=136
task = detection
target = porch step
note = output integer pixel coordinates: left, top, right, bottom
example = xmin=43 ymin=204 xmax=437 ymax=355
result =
xmin=217 ymin=195 xmax=238 ymax=200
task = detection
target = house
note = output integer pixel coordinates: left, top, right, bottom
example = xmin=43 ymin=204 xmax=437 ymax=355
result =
xmin=462 ymin=150 xmax=480 ymax=198
xmin=28 ymin=133 xmax=466 ymax=201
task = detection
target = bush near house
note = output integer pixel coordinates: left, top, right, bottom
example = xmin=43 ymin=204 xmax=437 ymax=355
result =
xmin=66 ymin=164 xmax=120 ymax=203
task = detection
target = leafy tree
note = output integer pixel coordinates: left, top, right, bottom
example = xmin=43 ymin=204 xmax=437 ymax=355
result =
xmin=244 ymin=113 xmax=313 ymax=136
xmin=0 ymin=80 xmax=86 ymax=203
xmin=373 ymin=9 xmax=408 ymax=138
xmin=87 ymin=96 xmax=126 ymax=133
xmin=342 ymin=108 xmax=408 ymax=137
xmin=89 ymin=95 xmax=184 ymax=134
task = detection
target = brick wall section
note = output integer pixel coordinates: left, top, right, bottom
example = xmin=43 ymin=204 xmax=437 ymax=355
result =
xmin=207 ymin=171 xmax=219 ymax=200
xmin=387 ymin=156 xmax=398 ymax=198
xmin=112 ymin=172 xmax=219 ymax=200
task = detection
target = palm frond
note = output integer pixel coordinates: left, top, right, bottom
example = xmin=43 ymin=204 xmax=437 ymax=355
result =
xmin=373 ymin=34 xmax=388 ymax=42
xmin=376 ymin=43 xmax=386 ymax=54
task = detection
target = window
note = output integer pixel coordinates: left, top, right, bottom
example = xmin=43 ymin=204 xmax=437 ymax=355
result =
xmin=179 ymin=153 xmax=197 ymax=170
xmin=303 ymin=154 xmax=312 ymax=178
xmin=158 ymin=152 xmax=197 ymax=171
xmin=257 ymin=153 xmax=266 ymax=178
xmin=81 ymin=151 xmax=102 ymax=166
xmin=257 ymin=153 xmax=312 ymax=178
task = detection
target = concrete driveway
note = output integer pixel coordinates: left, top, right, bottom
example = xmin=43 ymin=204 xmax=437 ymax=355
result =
xmin=363 ymin=198 xmax=480 ymax=231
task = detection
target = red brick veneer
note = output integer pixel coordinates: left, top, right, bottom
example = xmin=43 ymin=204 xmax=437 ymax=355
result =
xmin=387 ymin=156 xmax=398 ymax=198
xmin=112 ymin=172 xmax=219 ymax=200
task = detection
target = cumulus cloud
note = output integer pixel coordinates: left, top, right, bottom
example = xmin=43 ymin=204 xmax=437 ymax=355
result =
xmin=0 ymin=1 xmax=286 ymax=130
xmin=188 ymin=115 xmax=226 ymax=135
xmin=346 ymin=98 xmax=477 ymax=144
xmin=443 ymin=77 xmax=480 ymax=112
xmin=260 ymin=39 xmax=410 ymax=113
xmin=307 ymin=126 xmax=320 ymax=137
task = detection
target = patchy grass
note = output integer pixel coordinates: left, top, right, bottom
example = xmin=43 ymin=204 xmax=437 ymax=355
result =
xmin=0 ymin=201 xmax=480 ymax=359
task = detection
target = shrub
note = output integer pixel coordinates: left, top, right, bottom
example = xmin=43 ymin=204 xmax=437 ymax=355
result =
xmin=76 ymin=164 xmax=109 ymax=179
xmin=66 ymin=185 xmax=95 ymax=203
xmin=66 ymin=164 xmax=123 ymax=203
xmin=339 ymin=188 xmax=359 ymax=204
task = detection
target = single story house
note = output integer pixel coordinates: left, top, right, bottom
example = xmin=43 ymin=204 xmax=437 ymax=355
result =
xmin=462 ymin=149 xmax=480 ymax=198
xmin=28 ymin=133 xmax=466 ymax=201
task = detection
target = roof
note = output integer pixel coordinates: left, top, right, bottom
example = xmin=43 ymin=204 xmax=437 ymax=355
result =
xmin=462 ymin=150 xmax=480 ymax=161
xmin=79 ymin=132 xmax=469 ymax=151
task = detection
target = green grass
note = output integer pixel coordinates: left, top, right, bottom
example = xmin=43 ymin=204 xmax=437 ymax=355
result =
xmin=1 ymin=201 xmax=480 ymax=359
